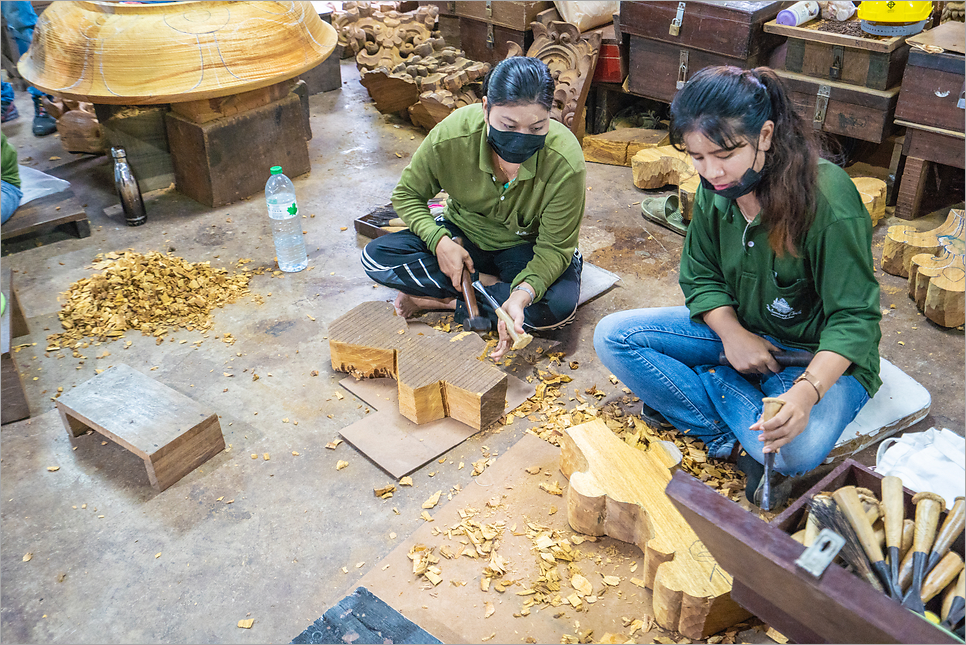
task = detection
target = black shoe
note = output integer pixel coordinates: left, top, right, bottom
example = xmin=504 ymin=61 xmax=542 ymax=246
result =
xmin=737 ymin=450 xmax=765 ymax=503
xmin=738 ymin=450 xmax=793 ymax=510
xmin=32 ymin=96 xmax=56 ymax=137
xmin=638 ymin=402 xmax=673 ymax=429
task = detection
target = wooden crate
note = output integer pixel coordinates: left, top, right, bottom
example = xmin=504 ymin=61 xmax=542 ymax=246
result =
xmin=626 ymin=34 xmax=779 ymax=104
xmin=454 ymin=1 xmax=549 ymax=30
xmin=166 ymin=92 xmax=310 ymax=208
xmin=776 ymin=69 xmax=900 ymax=144
xmin=56 ymin=364 xmax=226 ymax=493
xmin=458 ymin=16 xmax=530 ymax=65
xmin=895 ymin=49 xmax=965 ymax=134
xmin=764 ymin=18 xmax=911 ymax=91
xmin=619 ymin=1 xmax=786 ymax=61
xmin=667 ymin=459 xmax=963 ymax=644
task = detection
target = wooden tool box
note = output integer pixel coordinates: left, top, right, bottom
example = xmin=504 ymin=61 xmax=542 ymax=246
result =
xmin=763 ymin=18 xmax=912 ymax=91
xmin=620 ymin=1 xmax=787 ymax=104
xmin=667 ymin=459 xmax=963 ymax=644
xmin=892 ymin=21 xmax=965 ymax=220
xmin=455 ymin=1 xmax=550 ymax=64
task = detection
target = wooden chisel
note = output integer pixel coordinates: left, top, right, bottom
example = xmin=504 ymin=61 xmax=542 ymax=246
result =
xmin=881 ymin=475 xmax=906 ymax=599
xmin=901 ymin=491 xmax=946 ymax=613
xmin=942 ymin=569 xmax=965 ymax=629
xmin=758 ymin=397 xmax=784 ymax=511
xmin=926 ymin=496 xmax=965 ymax=576
xmin=920 ymin=552 xmax=964 ymax=606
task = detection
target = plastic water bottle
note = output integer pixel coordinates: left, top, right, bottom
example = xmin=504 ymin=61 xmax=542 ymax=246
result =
xmin=265 ymin=166 xmax=307 ymax=272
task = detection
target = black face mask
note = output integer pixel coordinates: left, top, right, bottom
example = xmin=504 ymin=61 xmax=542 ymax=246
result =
xmin=699 ymin=166 xmax=763 ymax=200
xmin=486 ymin=125 xmax=546 ymax=164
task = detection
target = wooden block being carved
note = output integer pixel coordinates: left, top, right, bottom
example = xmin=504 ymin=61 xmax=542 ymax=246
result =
xmin=909 ymin=242 xmax=965 ymax=328
xmin=882 ymin=209 xmax=965 ymax=278
xmin=582 ymin=128 xmax=670 ymax=166
xmin=560 ymin=419 xmax=750 ymax=640
xmin=851 ymin=176 xmax=887 ymax=227
xmin=55 ymin=364 xmax=225 ymax=492
xmin=631 ymin=145 xmax=697 ymax=190
xmin=329 ymin=302 xmax=507 ymax=430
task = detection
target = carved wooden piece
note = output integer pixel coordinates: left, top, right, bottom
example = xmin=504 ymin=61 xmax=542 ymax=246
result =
xmin=631 ymin=146 xmax=697 ymax=190
xmin=329 ymin=301 xmax=507 ymax=430
xmin=57 ymin=106 xmax=106 ymax=155
xmin=882 ymin=209 xmax=965 ymax=278
xmin=582 ymin=128 xmax=670 ymax=166
xmin=909 ymin=236 xmax=965 ymax=328
xmin=333 ymin=2 xmax=440 ymax=70
xmin=507 ymin=21 xmax=601 ymax=140
xmin=851 ymin=176 xmax=888 ymax=227
xmin=560 ymin=419 xmax=750 ymax=639
xmin=19 ymin=1 xmax=337 ymax=105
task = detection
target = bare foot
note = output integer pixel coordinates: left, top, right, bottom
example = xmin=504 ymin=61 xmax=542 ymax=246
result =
xmin=393 ymin=292 xmax=456 ymax=318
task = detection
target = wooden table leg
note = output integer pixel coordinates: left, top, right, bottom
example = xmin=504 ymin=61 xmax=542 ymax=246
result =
xmin=895 ymin=156 xmax=930 ymax=221
xmin=57 ymin=407 xmax=92 ymax=445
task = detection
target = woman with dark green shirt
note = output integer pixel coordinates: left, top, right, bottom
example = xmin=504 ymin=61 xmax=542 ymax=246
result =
xmin=362 ymin=57 xmax=586 ymax=360
xmin=594 ymin=66 xmax=881 ymax=507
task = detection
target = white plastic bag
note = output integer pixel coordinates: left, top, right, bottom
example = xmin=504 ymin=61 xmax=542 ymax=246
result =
xmin=553 ymin=1 xmax=619 ymax=32
xmin=875 ymin=427 xmax=965 ymax=509
xmin=18 ymin=165 xmax=71 ymax=206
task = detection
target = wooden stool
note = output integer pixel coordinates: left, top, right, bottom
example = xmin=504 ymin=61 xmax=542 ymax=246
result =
xmin=1 ymin=189 xmax=90 ymax=244
xmin=1 ymin=267 xmax=30 ymax=425
xmin=56 ymin=365 xmax=225 ymax=492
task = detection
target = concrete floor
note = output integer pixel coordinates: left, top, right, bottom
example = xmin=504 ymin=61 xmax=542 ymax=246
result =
xmin=1 ymin=60 xmax=963 ymax=644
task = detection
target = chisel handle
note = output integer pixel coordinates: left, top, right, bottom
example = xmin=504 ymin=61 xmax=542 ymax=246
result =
xmin=472 ymin=281 xmax=532 ymax=350
xmin=911 ymin=492 xmax=945 ymax=556
xmin=833 ymin=486 xmax=886 ymax=564
xmin=882 ymin=475 xmax=905 ymax=551
xmin=922 ymin=552 xmax=964 ymax=604
xmin=942 ymin=569 xmax=965 ymax=623
xmin=718 ymin=349 xmax=813 ymax=368
xmin=927 ymin=496 xmax=965 ymax=574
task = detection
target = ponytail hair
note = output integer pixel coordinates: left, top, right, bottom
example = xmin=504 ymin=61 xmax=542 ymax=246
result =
xmin=481 ymin=56 xmax=555 ymax=111
xmin=669 ymin=66 xmax=818 ymax=256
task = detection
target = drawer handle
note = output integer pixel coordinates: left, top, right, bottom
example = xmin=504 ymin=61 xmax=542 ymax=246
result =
xmin=813 ymin=85 xmax=831 ymax=129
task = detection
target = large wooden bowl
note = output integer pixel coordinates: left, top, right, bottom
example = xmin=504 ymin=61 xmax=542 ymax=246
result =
xmin=18 ymin=1 xmax=337 ymax=105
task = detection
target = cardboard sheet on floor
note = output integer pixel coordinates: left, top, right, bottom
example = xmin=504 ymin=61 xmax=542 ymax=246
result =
xmin=339 ymin=368 xmax=535 ymax=479
xmin=350 ymin=433 xmax=670 ymax=645
xmin=827 ymin=358 xmax=931 ymax=462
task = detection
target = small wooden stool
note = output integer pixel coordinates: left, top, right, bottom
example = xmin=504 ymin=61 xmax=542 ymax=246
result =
xmin=1 ymin=189 xmax=90 ymax=243
xmin=56 ymin=365 xmax=225 ymax=492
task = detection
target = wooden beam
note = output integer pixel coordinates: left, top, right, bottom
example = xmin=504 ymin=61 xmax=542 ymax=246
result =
xmin=329 ymin=302 xmax=507 ymax=430
xmin=560 ymin=419 xmax=751 ymax=640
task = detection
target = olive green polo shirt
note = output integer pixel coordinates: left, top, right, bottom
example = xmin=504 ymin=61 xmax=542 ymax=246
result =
xmin=680 ymin=159 xmax=882 ymax=396
xmin=1 ymin=133 xmax=20 ymax=189
xmin=390 ymin=103 xmax=586 ymax=302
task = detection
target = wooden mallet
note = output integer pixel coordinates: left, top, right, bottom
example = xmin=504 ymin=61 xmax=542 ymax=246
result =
xmin=472 ymin=281 xmax=533 ymax=351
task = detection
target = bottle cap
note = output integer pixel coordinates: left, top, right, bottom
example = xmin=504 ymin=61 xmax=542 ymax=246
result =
xmin=270 ymin=166 xmax=283 ymax=175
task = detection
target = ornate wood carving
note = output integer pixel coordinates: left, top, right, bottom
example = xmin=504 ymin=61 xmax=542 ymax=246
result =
xmin=507 ymin=21 xmax=601 ymax=140
xmin=333 ymin=2 xmax=441 ymax=70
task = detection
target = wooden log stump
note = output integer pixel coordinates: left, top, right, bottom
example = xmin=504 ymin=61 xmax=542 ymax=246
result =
xmin=57 ymin=108 xmax=107 ymax=155
xmin=329 ymin=302 xmax=507 ymax=430
xmin=882 ymin=209 xmax=965 ymax=278
xmin=631 ymin=146 xmax=696 ymax=190
xmin=560 ymin=419 xmax=751 ymax=640
xmin=582 ymin=128 xmax=670 ymax=166
xmin=851 ymin=176 xmax=888 ymax=227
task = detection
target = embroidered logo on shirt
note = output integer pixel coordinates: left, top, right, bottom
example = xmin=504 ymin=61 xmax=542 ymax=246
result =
xmin=766 ymin=297 xmax=801 ymax=320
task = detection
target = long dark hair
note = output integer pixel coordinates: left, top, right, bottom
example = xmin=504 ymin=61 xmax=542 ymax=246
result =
xmin=669 ymin=66 xmax=818 ymax=256
xmin=481 ymin=57 xmax=554 ymax=111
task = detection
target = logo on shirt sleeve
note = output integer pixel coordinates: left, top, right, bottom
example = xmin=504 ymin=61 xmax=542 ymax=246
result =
xmin=766 ymin=297 xmax=801 ymax=320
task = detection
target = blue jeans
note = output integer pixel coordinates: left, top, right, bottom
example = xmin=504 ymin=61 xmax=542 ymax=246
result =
xmin=1 ymin=2 xmax=43 ymax=100
xmin=594 ymin=306 xmax=870 ymax=477
xmin=2 ymin=180 xmax=22 ymax=224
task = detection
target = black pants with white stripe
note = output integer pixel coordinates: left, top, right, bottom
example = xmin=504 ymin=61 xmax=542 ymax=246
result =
xmin=361 ymin=220 xmax=581 ymax=332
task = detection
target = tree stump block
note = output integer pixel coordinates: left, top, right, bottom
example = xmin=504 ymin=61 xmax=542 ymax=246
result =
xmin=560 ymin=419 xmax=750 ymax=640
xmin=882 ymin=209 xmax=965 ymax=278
xmin=631 ymin=146 xmax=696 ymax=190
xmin=851 ymin=176 xmax=888 ymax=227
xmin=582 ymin=128 xmax=670 ymax=166
xmin=328 ymin=302 xmax=507 ymax=430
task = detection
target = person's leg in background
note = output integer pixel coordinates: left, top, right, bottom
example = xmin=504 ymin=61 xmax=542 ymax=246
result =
xmin=2 ymin=179 xmax=23 ymax=224
xmin=1 ymin=80 xmax=18 ymax=122
xmin=1 ymin=1 xmax=55 ymax=136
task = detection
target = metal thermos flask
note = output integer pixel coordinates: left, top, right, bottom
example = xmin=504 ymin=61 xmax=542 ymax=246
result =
xmin=111 ymin=147 xmax=147 ymax=226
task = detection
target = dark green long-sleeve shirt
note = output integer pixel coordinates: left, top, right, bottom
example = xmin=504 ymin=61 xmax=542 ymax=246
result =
xmin=680 ymin=159 xmax=882 ymax=396
xmin=390 ymin=104 xmax=586 ymax=302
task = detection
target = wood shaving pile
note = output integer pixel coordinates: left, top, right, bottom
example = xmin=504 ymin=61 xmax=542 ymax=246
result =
xmin=47 ymin=251 xmax=266 ymax=349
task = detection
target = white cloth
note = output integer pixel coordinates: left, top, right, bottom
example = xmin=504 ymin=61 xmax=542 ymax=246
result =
xmin=875 ymin=427 xmax=966 ymax=509
xmin=17 ymin=165 xmax=70 ymax=206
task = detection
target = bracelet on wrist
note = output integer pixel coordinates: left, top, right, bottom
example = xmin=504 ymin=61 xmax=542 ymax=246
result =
xmin=513 ymin=284 xmax=535 ymax=306
xmin=793 ymin=370 xmax=823 ymax=403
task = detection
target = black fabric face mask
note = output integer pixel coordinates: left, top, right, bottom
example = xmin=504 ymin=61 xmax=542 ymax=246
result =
xmin=486 ymin=125 xmax=546 ymax=164
xmin=699 ymin=166 xmax=763 ymax=200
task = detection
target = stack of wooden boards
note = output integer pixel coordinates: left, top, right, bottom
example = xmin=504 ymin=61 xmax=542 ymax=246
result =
xmin=763 ymin=14 xmax=915 ymax=144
